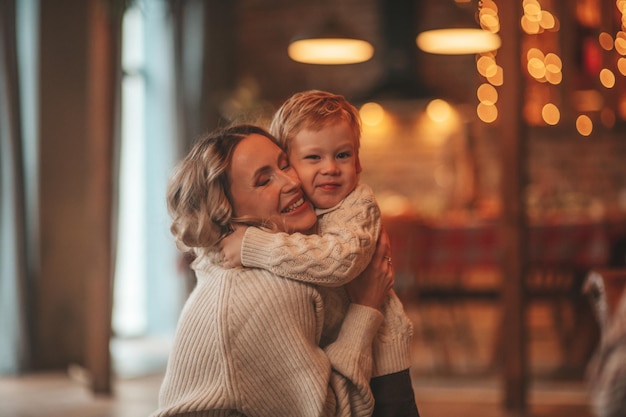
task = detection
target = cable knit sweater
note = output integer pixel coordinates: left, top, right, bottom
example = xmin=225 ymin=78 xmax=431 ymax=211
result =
xmin=241 ymin=183 xmax=414 ymax=377
xmin=152 ymin=256 xmax=384 ymax=417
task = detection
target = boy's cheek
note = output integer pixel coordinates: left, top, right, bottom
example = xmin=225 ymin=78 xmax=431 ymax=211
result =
xmin=290 ymin=162 xmax=310 ymax=180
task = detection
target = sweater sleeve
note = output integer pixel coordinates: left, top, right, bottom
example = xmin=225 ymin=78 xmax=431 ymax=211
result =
xmin=241 ymin=184 xmax=381 ymax=286
xmin=371 ymin=290 xmax=415 ymax=377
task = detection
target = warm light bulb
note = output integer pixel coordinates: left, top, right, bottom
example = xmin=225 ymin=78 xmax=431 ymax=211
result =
xmin=477 ymin=103 xmax=498 ymax=123
xmin=540 ymin=10 xmax=556 ymax=30
xmin=426 ymin=99 xmax=453 ymax=123
xmin=541 ymin=103 xmax=560 ymax=125
xmin=486 ymin=65 xmax=503 ymax=86
xmin=615 ymin=34 xmax=626 ymax=55
xmin=288 ymin=38 xmax=374 ymax=65
xmin=599 ymin=32 xmax=614 ymax=51
xmin=576 ymin=115 xmax=593 ymax=136
xmin=618 ymin=57 xmax=626 ymax=76
xmin=599 ymin=68 xmax=616 ymax=88
xmin=359 ymin=102 xmax=385 ymax=126
xmin=477 ymin=55 xmax=498 ymax=77
xmin=477 ymin=83 xmax=498 ymax=105
xmin=416 ymin=29 xmax=501 ymax=55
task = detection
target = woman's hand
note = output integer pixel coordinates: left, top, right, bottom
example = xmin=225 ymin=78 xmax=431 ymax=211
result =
xmin=345 ymin=228 xmax=394 ymax=310
xmin=218 ymin=225 xmax=247 ymax=268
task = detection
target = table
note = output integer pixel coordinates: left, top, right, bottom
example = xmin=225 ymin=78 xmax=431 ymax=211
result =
xmin=385 ymin=216 xmax=621 ymax=289
xmin=383 ymin=214 xmax=626 ymax=375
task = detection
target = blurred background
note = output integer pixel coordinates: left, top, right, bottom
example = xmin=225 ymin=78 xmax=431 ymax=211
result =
xmin=2 ymin=0 xmax=626 ymax=415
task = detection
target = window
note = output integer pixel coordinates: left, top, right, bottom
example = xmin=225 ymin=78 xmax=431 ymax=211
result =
xmin=112 ymin=1 xmax=186 ymax=377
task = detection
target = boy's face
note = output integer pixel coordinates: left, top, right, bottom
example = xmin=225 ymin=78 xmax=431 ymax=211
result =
xmin=288 ymin=120 xmax=359 ymax=209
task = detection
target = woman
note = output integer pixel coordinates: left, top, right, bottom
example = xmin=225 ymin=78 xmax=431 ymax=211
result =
xmin=151 ymin=124 xmax=394 ymax=417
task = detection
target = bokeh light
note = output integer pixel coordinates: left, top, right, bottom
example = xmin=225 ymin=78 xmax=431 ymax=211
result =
xmin=477 ymin=83 xmax=498 ymax=105
xmin=477 ymin=102 xmax=498 ymax=123
xmin=599 ymin=68 xmax=616 ymax=88
xmin=541 ymin=103 xmax=560 ymax=125
xmin=599 ymin=32 xmax=614 ymax=50
xmin=426 ymin=99 xmax=453 ymax=123
xmin=576 ymin=115 xmax=593 ymax=136
xmin=618 ymin=57 xmax=626 ymax=76
xmin=359 ymin=102 xmax=385 ymax=126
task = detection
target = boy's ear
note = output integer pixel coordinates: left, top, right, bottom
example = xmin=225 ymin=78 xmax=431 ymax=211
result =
xmin=355 ymin=156 xmax=362 ymax=174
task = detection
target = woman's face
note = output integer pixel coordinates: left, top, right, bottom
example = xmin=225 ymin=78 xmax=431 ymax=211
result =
xmin=228 ymin=133 xmax=317 ymax=233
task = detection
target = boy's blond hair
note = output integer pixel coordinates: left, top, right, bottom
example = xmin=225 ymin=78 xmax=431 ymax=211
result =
xmin=269 ymin=90 xmax=362 ymax=156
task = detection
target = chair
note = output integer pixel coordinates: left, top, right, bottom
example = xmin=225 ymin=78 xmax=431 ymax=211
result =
xmin=383 ymin=215 xmax=499 ymax=374
xmin=584 ymin=268 xmax=626 ymax=417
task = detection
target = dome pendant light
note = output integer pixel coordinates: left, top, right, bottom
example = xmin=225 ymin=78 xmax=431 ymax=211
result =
xmin=288 ymin=18 xmax=374 ymax=65
xmin=416 ymin=28 xmax=501 ymax=55
xmin=416 ymin=1 xmax=501 ymax=55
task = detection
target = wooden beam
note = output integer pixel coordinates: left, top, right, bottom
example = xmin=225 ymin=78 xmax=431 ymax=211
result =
xmin=84 ymin=0 xmax=122 ymax=395
xmin=498 ymin=2 xmax=529 ymax=412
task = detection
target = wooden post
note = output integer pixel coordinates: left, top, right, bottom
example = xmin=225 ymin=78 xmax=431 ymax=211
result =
xmin=498 ymin=2 xmax=528 ymax=413
xmin=84 ymin=0 xmax=122 ymax=394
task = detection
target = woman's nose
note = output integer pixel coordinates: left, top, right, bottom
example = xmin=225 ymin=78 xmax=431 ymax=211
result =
xmin=279 ymin=168 xmax=301 ymax=191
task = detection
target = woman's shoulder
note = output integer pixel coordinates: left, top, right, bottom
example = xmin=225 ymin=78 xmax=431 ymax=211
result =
xmin=193 ymin=262 xmax=321 ymax=303
xmin=182 ymin=266 xmax=323 ymax=333
xmin=232 ymin=267 xmax=321 ymax=298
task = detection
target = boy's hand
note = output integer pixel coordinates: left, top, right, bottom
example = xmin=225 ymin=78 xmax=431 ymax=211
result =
xmin=218 ymin=225 xmax=247 ymax=269
xmin=345 ymin=228 xmax=394 ymax=310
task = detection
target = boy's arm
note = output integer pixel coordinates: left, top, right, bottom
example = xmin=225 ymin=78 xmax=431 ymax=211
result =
xmin=243 ymin=184 xmax=381 ymax=286
xmin=220 ymin=226 xmax=246 ymax=268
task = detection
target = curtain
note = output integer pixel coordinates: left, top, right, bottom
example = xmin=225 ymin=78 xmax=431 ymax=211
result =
xmin=0 ymin=0 xmax=31 ymax=375
xmin=0 ymin=0 xmax=235 ymax=378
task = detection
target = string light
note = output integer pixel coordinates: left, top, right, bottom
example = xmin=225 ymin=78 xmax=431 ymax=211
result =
xmin=475 ymin=0 xmax=501 ymax=123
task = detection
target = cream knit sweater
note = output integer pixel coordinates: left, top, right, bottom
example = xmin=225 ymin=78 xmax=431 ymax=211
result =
xmin=241 ymin=183 xmax=414 ymax=377
xmin=152 ymin=257 xmax=384 ymax=417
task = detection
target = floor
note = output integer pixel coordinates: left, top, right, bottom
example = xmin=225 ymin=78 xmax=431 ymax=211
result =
xmin=0 ymin=288 xmax=599 ymax=417
xmin=0 ymin=370 xmax=593 ymax=417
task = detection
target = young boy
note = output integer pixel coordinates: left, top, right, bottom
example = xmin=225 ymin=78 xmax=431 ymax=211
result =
xmin=221 ymin=90 xmax=419 ymax=417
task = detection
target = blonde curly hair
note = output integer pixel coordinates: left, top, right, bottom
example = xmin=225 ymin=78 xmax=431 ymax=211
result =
xmin=269 ymin=90 xmax=362 ymax=155
xmin=166 ymin=124 xmax=278 ymax=257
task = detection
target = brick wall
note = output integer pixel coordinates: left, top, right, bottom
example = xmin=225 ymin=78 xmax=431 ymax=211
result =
xmin=232 ymin=1 xmax=626 ymax=221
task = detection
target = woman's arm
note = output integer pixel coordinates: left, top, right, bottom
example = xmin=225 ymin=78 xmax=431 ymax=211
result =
xmin=152 ymin=263 xmax=389 ymax=417
xmin=348 ymin=229 xmax=415 ymax=379
xmin=229 ymin=270 xmax=388 ymax=417
xmin=233 ymin=240 xmax=393 ymax=416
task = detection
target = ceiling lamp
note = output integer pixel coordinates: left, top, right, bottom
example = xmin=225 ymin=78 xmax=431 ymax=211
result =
xmin=416 ymin=28 xmax=501 ymax=55
xmin=416 ymin=0 xmax=502 ymax=55
xmin=288 ymin=19 xmax=374 ymax=65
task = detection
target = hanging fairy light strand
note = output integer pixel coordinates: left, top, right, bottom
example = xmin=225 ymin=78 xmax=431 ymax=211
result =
xmin=519 ymin=0 xmax=564 ymax=128
xmin=475 ymin=0 xmax=502 ymax=124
